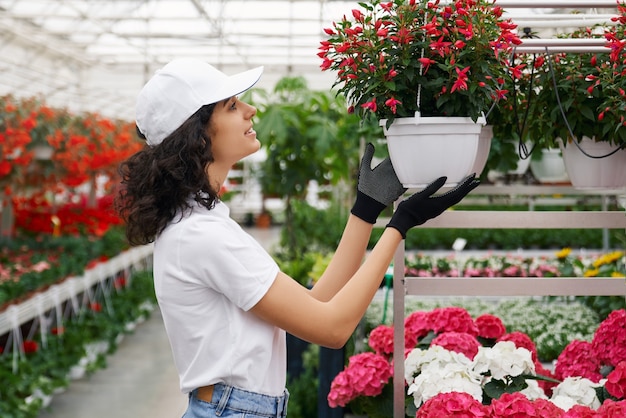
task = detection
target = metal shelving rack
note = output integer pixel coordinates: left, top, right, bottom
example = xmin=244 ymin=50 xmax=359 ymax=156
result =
xmin=0 ymin=245 xmax=153 ymax=355
xmin=391 ymin=185 xmax=626 ymax=417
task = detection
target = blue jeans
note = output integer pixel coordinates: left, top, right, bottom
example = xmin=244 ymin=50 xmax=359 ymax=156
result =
xmin=183 ymin=383 xmax=289 ymax=418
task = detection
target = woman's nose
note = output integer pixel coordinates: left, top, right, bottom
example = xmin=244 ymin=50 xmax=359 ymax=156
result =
xmin=245 ymin=102 xmax=257 ymax=118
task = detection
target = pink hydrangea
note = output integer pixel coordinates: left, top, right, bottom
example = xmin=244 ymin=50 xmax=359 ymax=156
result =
xmin=562 ymin=405 xmax=595 ymax=418
xmin=497 ymin=331 xmax=538 ymax=362
xmin=554 ymin=340 xmax=602 ymax=383
xmin=605 ymin=360 xmax=626 ymax=399
xmin=416 ymin=391 xmax=489 ymax=418
xmin=532 ymin=398 xmax=564 ymax=418
xmin=475 ymin=313 xmax=506 ymax=340
xmin=431 ymin=331 xmax=481 ymax=360
xmin=404 ymin=311 xmax=431 ymax=348
xmin=490 ymin=393 xmax=538 ymax=417
xmin=591 ymin=309 xmax=626 ymax=368
xmin=327 ymin=370 xmax=355 ymax=408
xmin=368 ymin=324 xmax=394 ymax=357
xmin=596 ymin=399 xmax=626 ymax=416
xmin=428 ymin=306 xmax=479 ymax=336
xmin=327 ymin=352 xmax=392 ymax=408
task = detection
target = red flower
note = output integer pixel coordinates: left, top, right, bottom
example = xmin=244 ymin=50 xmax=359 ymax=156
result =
xmin=596 ymin=399 xmax=626 ymax=416
xmin=22 ymin=340 xmax=38 ymax=354
xmin=0 ymin=161 xmax=11 ymax=176
xmin=451 ymin=66 xmax=471 ymax=93
xmin=605 ymin=361 xmax=626 ymax=399
xmin=591 ymin=309 xmax=626 ymax=368
xmin=404 ymin=310 xmax=431 ymax=348
xmin=431 ymin=331 xmax=480 ymax=360
xmin=368 ymin=325 xmax=394 ymax=357
xmin=351 ymin=9 xmax=364 ymax=23
xmin=562 ymin=405 xmax=595 ymax=418
xmin=360 ymin=99 xmax=377 ymax=113
xmin=429 ymin=306 xmax=479 ymax=336
xmin=475 ymin=313 xmax=506 ymax=340
xmin=90 ymin=302 xmax=102 ymax=312
xmin=554 ymin=340 xmax=602 ymax=383
xmin=490 ymin=392 xmax=536 ymax=417
xmin=417 ymin=392 xmax=489 ymax=417
xmin=327 ymin=352 xmax=392 ymax=408
xmin=384 ymin=97 xmax=401 ymax=114
xmin=51 ymin=326 xmax=65 ymax=335
xmin=532 ymin=398 xmax=564 ymax=417
xmin=418 ymin=57 xmax=436 ymax=73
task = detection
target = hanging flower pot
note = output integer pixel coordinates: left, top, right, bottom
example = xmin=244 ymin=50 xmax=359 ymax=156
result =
xmin=559 ymin=137 xmax=626 ymax=190
xmin=471 ymin=124 xmax=493 ymax=178
xmin=381 ymin=115 xmax=485 ymax=188
xmin=530 ymin=148 xmax=569 ymax=184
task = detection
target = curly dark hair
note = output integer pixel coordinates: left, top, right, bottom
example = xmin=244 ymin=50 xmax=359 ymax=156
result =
xmin=116 ymin=104 xmax=218 ymax=246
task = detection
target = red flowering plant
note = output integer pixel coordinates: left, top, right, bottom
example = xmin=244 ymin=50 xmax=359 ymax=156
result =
xmin=587 ymin=1 xmax=626 ymax=148
xmin=529 ymin=2 xmax=626 ymax=150
xmin=318 ymin=0 xmax=521 ymax=127
xmin=328 ymin=306 xmax=626 ymax=417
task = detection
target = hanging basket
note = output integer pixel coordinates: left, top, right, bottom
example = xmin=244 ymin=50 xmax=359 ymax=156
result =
xmin=529 ymin=148 xmax=569 ymax=184
xmin=559 ymin=137 xmax=626 ymax=190
xmin=381 ymin=115 xmax=486 ymax=188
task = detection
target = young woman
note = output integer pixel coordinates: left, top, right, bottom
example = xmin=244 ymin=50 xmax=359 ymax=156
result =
xmin=117 ymin=58 xmax=479 ymax=418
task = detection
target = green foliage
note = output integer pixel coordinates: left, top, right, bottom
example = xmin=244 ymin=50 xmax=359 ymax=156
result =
xmin=251 ymin=76 xmax=364 ymax=201
xmin=286 ymin=344 xmax=319 ymax=418
xmin=275 ymin=252 xmax=317 ymax=287
xmin=402 ymin=227 xmax=616 ymax=251
xmin=575 ymin=296 xmax=626 ymax=322
xmin=276 ymin=200 xmax=346 ymax=260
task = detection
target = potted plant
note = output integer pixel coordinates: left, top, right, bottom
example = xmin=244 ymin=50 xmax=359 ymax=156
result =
xmin=319 ymin=0 xmax=521 ymax=187
xmin=529 ymin=10 xmax=626 ymax=189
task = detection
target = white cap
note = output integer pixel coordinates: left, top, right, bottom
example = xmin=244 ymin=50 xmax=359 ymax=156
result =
xmin=136 ymin=58 xmax=264 ymax=146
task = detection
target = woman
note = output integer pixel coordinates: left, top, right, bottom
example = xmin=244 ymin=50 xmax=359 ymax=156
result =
xmin=117 ymin=58 xmax=479 ymax=418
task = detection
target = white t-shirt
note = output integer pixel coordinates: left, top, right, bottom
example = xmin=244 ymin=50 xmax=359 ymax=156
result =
xmin=152 ymin=200 xmax=285 ymax=396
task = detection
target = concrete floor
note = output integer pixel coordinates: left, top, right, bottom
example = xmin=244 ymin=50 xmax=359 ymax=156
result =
xmin=38 ymin=227 xmax=281 ymax=418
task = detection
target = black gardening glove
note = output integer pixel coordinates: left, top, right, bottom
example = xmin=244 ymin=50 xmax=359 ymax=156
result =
xmin=387 ymin=174 xmax=480 ymax=238
xmin=351 ymin=143 xmax=408 ymax=224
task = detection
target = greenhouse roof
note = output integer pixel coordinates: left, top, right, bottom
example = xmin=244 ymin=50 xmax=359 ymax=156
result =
xmin=0 ymin=0 xmax=619 ymax=121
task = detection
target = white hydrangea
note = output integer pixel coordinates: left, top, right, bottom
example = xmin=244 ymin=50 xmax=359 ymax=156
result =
xmin=471 ymin=341 xmax=535 ymax=380
xmin=406 ymin=349 xmax=483 ymax=407
xmin=404 ymin=345 xmax=471 ymax=383
xmin=520 ymin=379 xmax=548 ymax=400
xmin=550 ymin=377 xmax=604 ymax=410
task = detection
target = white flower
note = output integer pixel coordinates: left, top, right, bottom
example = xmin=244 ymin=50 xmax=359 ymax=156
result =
xmin=521 ymin=379 xmax=548 ymax=400
xmin=405 ymin=345 xmax=470 ymax=383
xmin=407 ymin=354 xmax=483 ymax=407
xmin=471 ymin=341 xmax=535 ymax=380
xmin=550 ymin=377 xmax=603 ymax=410
xmin=550 ymin=395 xmax=579 ymax=411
